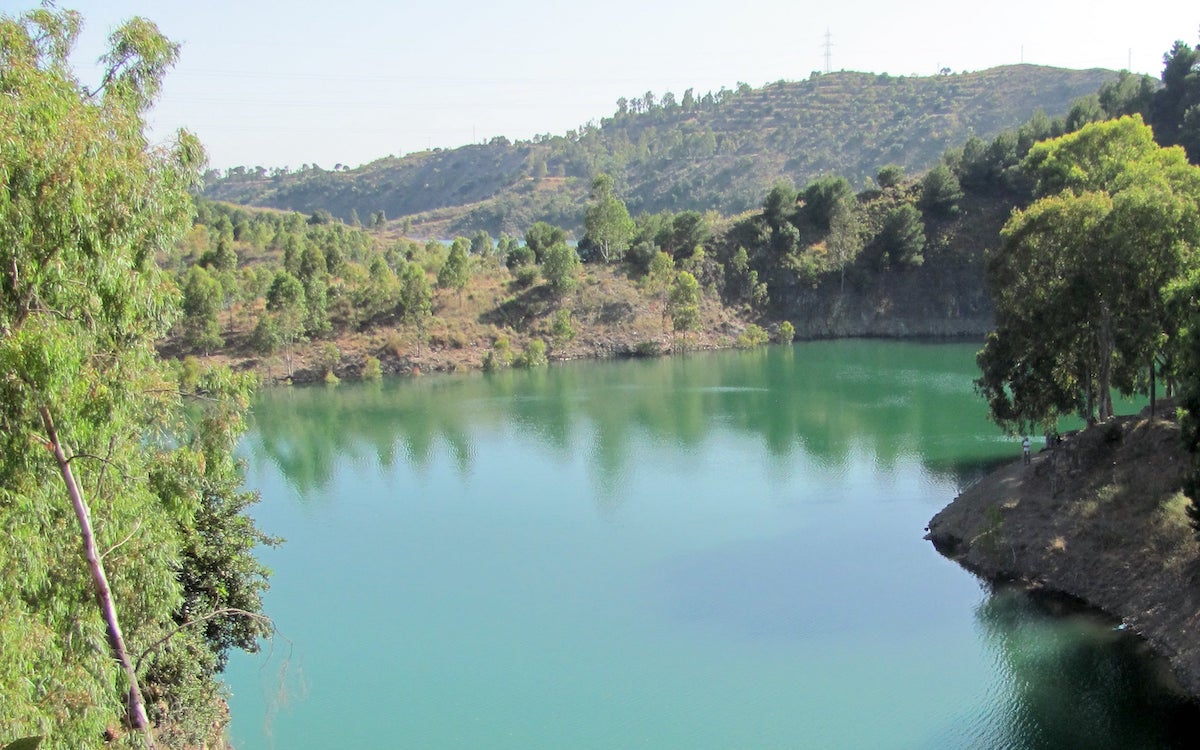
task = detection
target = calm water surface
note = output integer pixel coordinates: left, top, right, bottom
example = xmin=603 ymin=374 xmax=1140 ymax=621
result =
xmin=224 ymin=341 xmax=1197 ymax=749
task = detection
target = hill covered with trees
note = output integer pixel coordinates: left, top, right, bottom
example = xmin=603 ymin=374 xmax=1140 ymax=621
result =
xmin=202 ymin=65 xmax=1116 ymax=238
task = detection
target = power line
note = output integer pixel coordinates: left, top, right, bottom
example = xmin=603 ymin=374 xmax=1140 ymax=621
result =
xmin=823 ymin=29 xmax=834 ymax=74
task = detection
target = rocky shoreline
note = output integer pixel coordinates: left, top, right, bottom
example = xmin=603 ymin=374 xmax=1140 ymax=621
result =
xmin=925 ymin=407 xmax=1200 ymax=699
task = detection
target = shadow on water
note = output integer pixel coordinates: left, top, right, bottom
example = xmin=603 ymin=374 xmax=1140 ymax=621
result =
xmin=246 ymin=340 xmax=1014 ymax=503
xmin=966 ymin=585 xmax=1200 ymax=750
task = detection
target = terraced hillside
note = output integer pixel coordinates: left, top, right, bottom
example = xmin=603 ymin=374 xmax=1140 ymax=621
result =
xmin=205 ymin=65 xmax=1116 ymax=237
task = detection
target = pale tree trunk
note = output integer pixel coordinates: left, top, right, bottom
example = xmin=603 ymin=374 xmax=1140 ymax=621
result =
xmin=1099 ymin=307 xmax=1114 ymax=421
xmin=1149 ymin=353 xmax=1157 ymax=418
xmin=39 ymin=406 xmax=157 ymax=748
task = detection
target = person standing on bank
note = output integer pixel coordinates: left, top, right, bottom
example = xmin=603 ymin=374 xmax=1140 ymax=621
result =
xmin=1022 ymin=435 xmax=1031 ymax=465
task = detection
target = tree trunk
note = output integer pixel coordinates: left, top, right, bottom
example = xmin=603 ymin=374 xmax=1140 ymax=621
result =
xmin=39 ymin=407 xmax=156 ymax=747
xmin=1149 ymin=353 xmax=1157 ymax=418
xmin=1098 ymin=309 xmax=1114 ymax=421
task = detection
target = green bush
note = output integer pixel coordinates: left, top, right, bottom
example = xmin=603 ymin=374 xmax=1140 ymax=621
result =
xmin=736 ymin=323 xmax=770 ymax=348
xmin=776 ymin=321 xmax=796 ymax=344
xmin=516 ymin=338 xmax=548 ymax=368
xmin=513 ymin=266 xmax=539 ymax=288
xmin=362 ymin=355 xmax=383 ymax=380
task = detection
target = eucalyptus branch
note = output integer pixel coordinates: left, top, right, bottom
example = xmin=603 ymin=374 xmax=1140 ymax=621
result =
xmin=62 ymin=450 xmax=132 ymax=486
xmin=96 ymin=435 xmax=117 ymax=500
xmin=101 ymin=520 xmax=142 ymax=562
xmin=135 ymin=608 xmax=275 ymax=673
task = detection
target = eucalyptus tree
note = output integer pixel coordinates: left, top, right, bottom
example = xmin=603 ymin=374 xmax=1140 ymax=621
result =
xmin=266 ymin=270 xmax=307 ymax=377
xmin=181 ymin=265 xmax=224 ymax=353
xmin=542 ymin=241 xmax=581 ymax=296
xmin=977 ymin=115 xmax=1200 ymax=432
xmin=399 ymin=262 xmax=433 ymax=354
xmin=437 ymin=237 xmax=471 ymax=300
xmin=0 ymin=7 xmax=272 ymax=746
xmin=668 ymin=271 xmax=702 ymax=344
xmin=582 ymin=173 xmax=634 ymax=263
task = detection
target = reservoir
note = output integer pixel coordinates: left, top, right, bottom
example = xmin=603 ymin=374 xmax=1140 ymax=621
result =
xmin=224 ymin=340 xmax=1196 ymax=748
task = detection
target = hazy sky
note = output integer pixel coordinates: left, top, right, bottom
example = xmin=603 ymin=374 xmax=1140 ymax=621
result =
xmin=19 ymin=0 xmax=1199 ymax=171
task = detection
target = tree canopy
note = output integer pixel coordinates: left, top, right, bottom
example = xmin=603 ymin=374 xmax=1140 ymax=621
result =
xmin=582 ymin=173 xmax=634 ymax=263
xmin=0 ymin=8 xmax=271 ymax=746
xmin=976 ymin=116 xmax=1200 ymax=432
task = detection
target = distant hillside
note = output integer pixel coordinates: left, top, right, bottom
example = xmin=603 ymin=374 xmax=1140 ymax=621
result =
xmin=204 ymin=65 xmax=1116 ymax=237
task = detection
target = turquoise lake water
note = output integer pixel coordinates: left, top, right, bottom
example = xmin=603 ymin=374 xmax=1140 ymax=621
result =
xmin=223 ymin=341 xmax=1198 ymax=748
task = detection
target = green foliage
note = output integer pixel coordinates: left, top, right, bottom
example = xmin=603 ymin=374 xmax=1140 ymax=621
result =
xmin=1064 ymin=94 xmax=1106 ymax=132
xmin=514 ymin=266 xmax=540 ymax=288
xmin=550 ymin=309 xmax=576 ymax=351
xmin=1098 ymin=70 xmax=1157 ymax=119
xmin=1150 ymin=39 xmax=1200 ymax=162
xmin=541 ymin=241 xmax=581 ymax=295
xmin=250 ymin=315 xmax=280 ymax=361
xmin=524 ymin=221 xmax=567 ymax=263
xmin=873 ymin=203 xmax=927 ymax=269
xmin=582 ymin=173 xmax=634 ymax=262
xmin=437 ymin=238 xmax=472 ymax=294
xmin=919 ymin=164 xmax=964 ymax=217
xmin=801 ymin=176 xmax=853 ymax=231
xmin=181 ymin=265 xmax=224 ymax=353
xmin=361 ymin=254 xmax=399 ymax=319
xmin=763 ymin=181 xmax=798 ymax=230
xmin=266 ymin=270 xmax=307 ymax=375
xmin=363 ymin=355 xmax=383 ymax=380
xmin=1168 ymin=269 xmax=1200 ymax=535
xmin=320 ymin=342 xmax=341 ymax=376
xmin=483 ymin=335 xmax=514 ymax=372
xmin=977 ymin=116 xmax=1200 ymax=433
xmin=469 ymin=229 xmax=494 ymax=256
xmin=876 ymin=164 xmax=905 ymax=189
xmin=505 ymin=242 xmax=535 ymax=269
xmin=736 ymin=323 xmax=770 ymax=348
xmin=776 ymin=321 xmax=796 ymax=344
xmin=0 ymin=7 xmax=270 ymax=745
xmin=668 ymin=271 xmax=702 ymax=337
xmin=515 ymin=338 xmax=548 ymax=368
xmin=624 ymin=240 xmax=659 ymax=276
xmin=647 ymin=250 xmax=676 ymax=285
xmin=399 ymin=264 xmax=432 ymax=325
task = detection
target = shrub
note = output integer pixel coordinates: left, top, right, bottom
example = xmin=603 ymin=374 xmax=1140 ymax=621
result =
xmin=735 ymin=323 xmax=770 ymax=349
xmin=550 ymin=309 xmax=576 ymax=351
xmin=362 ymin=355 xmax=383 ymax=380
xmin=484 ymin=336 xmax=514 ymax=372
xmin=516 ymin=338 xmax=548 ymax=368
xmin=776 ymin=321 xmax=796 ymax=344
xmin=634 ymin=341 xmax=661 ymax=357
xmin=513 ymin=266 xmax=539 ymax=288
